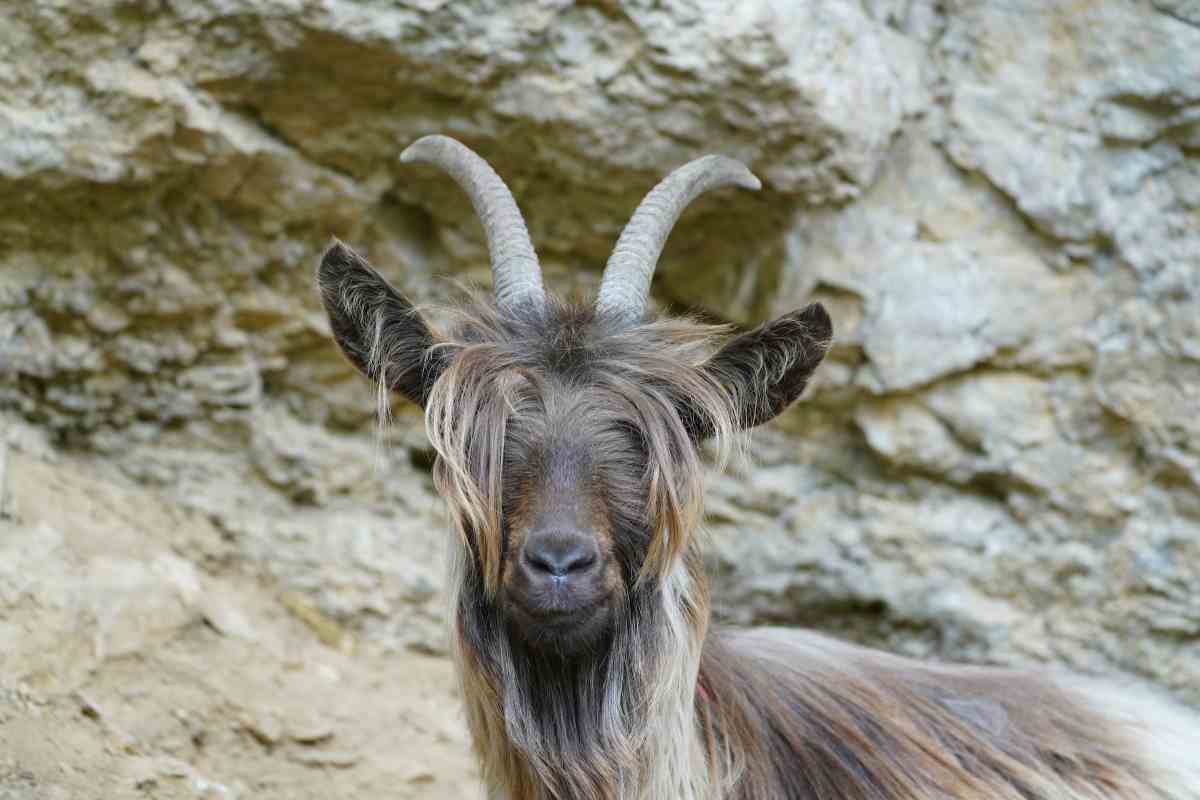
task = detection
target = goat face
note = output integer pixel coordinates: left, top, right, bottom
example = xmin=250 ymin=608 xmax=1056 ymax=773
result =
xmin=489 ymin=363 xmax=639 ymax=656
xmin=318 ymin=244 xmax=831 ymax=656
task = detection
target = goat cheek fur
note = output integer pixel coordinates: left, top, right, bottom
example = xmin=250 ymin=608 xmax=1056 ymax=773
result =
xmin=318 ymin=135 xmax=1200 ymax=800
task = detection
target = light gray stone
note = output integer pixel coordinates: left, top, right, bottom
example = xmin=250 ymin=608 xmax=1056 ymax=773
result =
xmin=2 ymin=1 xmax=1200 ymax=793
xmin=940 ymin=2 xmax=1200 ymax=274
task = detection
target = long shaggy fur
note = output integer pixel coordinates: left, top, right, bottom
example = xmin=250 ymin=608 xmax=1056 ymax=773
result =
xmin=424 ymin=294 xmax=739 ymax=595
xmin=321 ymin=262 xmax=1199 ymax=799
xmin=424 ymin=294 xmax=738 ymax=798
xmin=701 ymin=629 xmax=1200 ymax=800
xmin=418 ymin=295 xmax=1199 ymax=800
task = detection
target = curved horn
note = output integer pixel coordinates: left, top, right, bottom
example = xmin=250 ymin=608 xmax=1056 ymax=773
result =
xmin=596 ymin=155 xmax=761 ymax=327
xmin=400 ymin=135 xmax=545 ymax=311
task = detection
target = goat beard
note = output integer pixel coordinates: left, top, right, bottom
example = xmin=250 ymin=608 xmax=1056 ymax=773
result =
xmin=452 ymin=557 xmax=711 ymax=800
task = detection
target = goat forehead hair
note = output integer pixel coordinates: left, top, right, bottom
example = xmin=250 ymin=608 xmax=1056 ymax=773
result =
xmin=418 ymin=292 xmax=742 ymax=591
xmin=435 ymin=292 xmax=719 ymax=370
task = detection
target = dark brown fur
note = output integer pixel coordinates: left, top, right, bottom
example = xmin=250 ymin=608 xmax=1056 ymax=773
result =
xmin=698 ymin=630 xmax=1178 ymax=800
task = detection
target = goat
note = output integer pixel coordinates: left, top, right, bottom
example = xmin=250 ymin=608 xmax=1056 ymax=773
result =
xmin=317 ymin=135 xmax=1200 ymax=800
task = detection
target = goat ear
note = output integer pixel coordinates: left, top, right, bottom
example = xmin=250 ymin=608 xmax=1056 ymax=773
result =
xmin=688 ymin=303 xmax=832 ymax=436
xmin=316 ymin=241 xmax=446 ymax=408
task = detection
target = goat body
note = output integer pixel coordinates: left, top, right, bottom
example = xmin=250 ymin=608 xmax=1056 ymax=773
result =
xmin=698 ymin=628 xmax=1200 ymax=800
xmin=318 ymin=136 xmax=1200 ymax=800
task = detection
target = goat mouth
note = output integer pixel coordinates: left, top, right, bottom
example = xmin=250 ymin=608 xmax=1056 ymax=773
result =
xmin=506 ymin=596 xmax=613 ymax=655
xmin=513 ymin=594 xmax=608 ymax=624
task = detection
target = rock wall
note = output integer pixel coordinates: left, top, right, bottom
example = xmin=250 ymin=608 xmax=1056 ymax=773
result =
xmin=2 ymin=1 xmax=1199 ymax=796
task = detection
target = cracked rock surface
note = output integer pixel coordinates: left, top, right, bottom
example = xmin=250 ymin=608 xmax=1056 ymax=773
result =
xmin=2 ymin=1 xmax=1198 ymax=796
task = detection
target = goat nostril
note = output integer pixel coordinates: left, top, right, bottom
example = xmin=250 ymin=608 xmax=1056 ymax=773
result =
xmin=563 ymin=550 xmax=596 ymax=574
xmin=524 ymin=536 xmax=598 ymax=579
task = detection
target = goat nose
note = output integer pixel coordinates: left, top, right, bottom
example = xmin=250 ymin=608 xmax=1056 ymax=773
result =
xmin=522 ymin=532 xmax=598 ymax=579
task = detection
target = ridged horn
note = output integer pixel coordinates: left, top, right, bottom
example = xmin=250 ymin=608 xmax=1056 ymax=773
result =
xmin=596 ymin=155 xmax=761 ymax=327
xmin=400 ymin=135 xmax=545 ymax=311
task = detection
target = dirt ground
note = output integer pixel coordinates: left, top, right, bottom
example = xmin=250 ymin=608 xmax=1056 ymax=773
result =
xmin=0 ymin=446 xmax=481 ymax=800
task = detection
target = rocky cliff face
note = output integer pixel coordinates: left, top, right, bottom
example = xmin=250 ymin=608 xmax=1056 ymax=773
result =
xmin=2 ymin=1 xmax=1198 ymax=797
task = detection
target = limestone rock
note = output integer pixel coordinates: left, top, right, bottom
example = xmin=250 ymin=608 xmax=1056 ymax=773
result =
xmin=940 ymin=2 xmax=1200 ymax=272
xmin=2 ymin=0 xmax=1200 ymax=795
